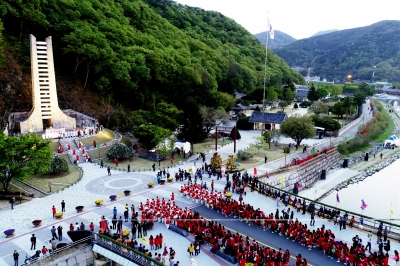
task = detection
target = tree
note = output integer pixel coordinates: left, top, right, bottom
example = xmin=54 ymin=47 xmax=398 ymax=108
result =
xmin=352 ymin=91 xmax=366 ymax=118
xmin=48 ymin=155 xmax=69 ymax=174
xmin=263 ymin=130 xmax=273 ymax=149
xmin=280 ymin=115 xmax=316 ymax=146
xmin=106 ymin=143 xmax=134 ymax=160
xmin=153 ymin=102 xmax=183 ymax=131
xmin=309 ymin=101 xmax=328 ymax=115
xmin=254 ymin=105 xmax=261 ymax=112
xmin=250 ymin=136 xmax=268 ymax=154
xmin=158 ymin=138 xmax=174 ymax=158
xmin=293 ymin=103 xmax=299 ymax=109
xmin=331 ymin=101 xmax=346 ymax=118
xmin=199 ymin=106 xmax=230 ymax=134
xmin=266 ymin=87 xmax=278 ymax=105
xmin=316 ymin=88 xmax=329 ymax=99
xmin=307 ymin=83 xmax=319 ymax=101
xmin=210 ymin=152 xmax=222 ymax=169
xmin=278 ymin=101 xmax=289 ymax=112
xmin=311 ymin=115 xmax=341 ymax=132
xmin=0 ymin=133 xmax=52 ymax=191
xmin=270 ymin=130 xmax=283 ymax=145
xmin=132 ymin=125 xmax=171 ymax=150
xmin=226 ymin=154 xmax=236 ymax=171
xmin=229 ymin=126 xmax=241 ymax=139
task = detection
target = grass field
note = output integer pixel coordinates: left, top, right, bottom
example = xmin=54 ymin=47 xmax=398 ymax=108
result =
xmin=93 ymin=154 xmax=187 ymax=172
xmin=24 ymin=154 xmax=81 ymax=193
xmin=49 ymin=141 xmax=60 ymax=152
xmin=80 ymin=129 xmax=115 ymax=147
xmin=223 ymin=145 xmax=288 ymax=171
xmin=193 ymin=138 xmax=232 ymax=154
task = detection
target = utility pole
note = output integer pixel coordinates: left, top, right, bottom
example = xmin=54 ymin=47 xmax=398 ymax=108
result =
xmin=215 ymin=126 xmax=218 ymax=151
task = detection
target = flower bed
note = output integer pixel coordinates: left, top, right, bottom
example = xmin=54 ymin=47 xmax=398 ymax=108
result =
xmin=124 ymin=190 xmax=131 ymax=196
xmin=54 ymin=212 xmax=63 ymax=219
xmin=109 ymin=195 xmax=117 ymax=201
xmin=95 ymin=199 xmax=103 ymax=206
xmin=75 ymin=206 xmax=84 ymax=213
xmin=225 ymin=193 xmax=232 ymax=198
xmin=147 ymin=182 xmax=154 ymax=188
xmin=32 ymin=220 xmax=42 ymax=227
xmin=167 ymin=177 xmax=174 ymax=182
xmin=4 ymin=229 xmax=15 ymax=237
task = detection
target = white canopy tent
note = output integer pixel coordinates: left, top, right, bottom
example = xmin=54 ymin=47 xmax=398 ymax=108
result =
xmin=174 ymin=141 xmax=191 ymax=154
xmin=384 ymin=135 xmax=400 ymax=147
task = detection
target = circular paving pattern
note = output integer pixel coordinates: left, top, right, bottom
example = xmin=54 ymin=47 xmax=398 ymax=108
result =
xmin=85 ymin=172 xmax=156 ymax=195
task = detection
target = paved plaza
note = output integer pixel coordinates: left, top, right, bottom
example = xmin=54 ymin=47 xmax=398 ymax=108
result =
xmin=1 ymin=161 xmax=400 ymax=265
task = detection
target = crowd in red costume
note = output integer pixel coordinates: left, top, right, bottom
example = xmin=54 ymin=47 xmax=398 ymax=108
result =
xmin=180 ymin=185 xmax=389 ymax=266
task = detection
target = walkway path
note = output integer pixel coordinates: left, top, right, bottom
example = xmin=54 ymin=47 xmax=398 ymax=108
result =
xmin=1 ymin=163 xmax=399 ymax=265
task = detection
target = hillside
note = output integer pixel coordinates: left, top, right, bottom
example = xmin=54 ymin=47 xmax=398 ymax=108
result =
xmin=254 ymin=30 xmax=297 ymax=50
xmin=274 ymin=20 xmax=400 ymax=82
xmin=0 ymin=0 xmax=303 ymax=137
xmin=311 ymin=29 xmax=338 ymax=37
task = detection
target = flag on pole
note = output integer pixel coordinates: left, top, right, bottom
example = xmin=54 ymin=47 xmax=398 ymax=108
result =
xmin=390 ymin=207 xmax=394 ymax=218
xmin=336 ymin=193 xmax=340 ymax=203
xmin=253 ymin=167 xmax=257 ymax=175
xmin=265 ymin=172 xmax=270 ymax=178
xmin=279 ymin=177 xmax=284 ymax=185
xmin=267 ymin=14 xmax=274 ymax=39
xmin=361 ymin=199 xmax=368 ymax=210
xmin=142 ymin=235 xmax=149 ymax=244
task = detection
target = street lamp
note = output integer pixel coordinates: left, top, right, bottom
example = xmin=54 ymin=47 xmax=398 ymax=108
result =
xmin=347 ymin=75 xmax=352 ymax=83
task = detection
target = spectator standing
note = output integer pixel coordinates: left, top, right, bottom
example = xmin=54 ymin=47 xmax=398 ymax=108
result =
xmin=107 ymin=166 xmax=111 ymax=176
xmin=187 ymin=244 xmax=194 ymax=257
xmin=30 ymin=234 xmax=36 ymax=250
xmin=10 ymin=197 xmax=15 ymax=210
xmin=50 ymin=226 xmax=58 ymax=239
xmin=13 ymin=250 xmax=19 ymax=266
xmin=61 ymin=200 xmax=65 ymax=212
xmin=52 ymin=206 xmax=56 ymax=217
xmin=57 ymin=225 xmax=63 ymax=241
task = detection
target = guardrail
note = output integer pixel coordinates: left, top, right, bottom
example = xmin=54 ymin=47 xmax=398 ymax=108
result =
xmin=95 ymin=234 xmax=164 ymax=266
xmin=22 ymin=236 xmax=93 ymax=266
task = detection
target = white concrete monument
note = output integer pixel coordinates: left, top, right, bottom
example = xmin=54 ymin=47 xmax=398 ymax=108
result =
xmin=20 ymin=35 xmax=75 ymax=133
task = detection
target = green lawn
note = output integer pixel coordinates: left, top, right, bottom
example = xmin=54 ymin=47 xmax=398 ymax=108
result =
xmin=80 ymin=129 xmax=115 ymax=147
xmin=193 ymin=138 xmax=232 ymax=154
xmin=24 ymin=154 xmax=81 ymax=193
xmin=49 ymin=141 xmax=60 ymax=152
xmin=225 ymin=145 xmax=289 ymax=171
xmin=93 ymin=155 xmax=187 ymax=172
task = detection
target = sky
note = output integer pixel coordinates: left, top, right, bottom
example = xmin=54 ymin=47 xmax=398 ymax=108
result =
xmin=174 ymin=0 xmax=400 ymax=39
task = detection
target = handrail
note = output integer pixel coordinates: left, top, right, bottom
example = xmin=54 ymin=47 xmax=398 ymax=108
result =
xmin=22 ymin=236 xmax=93 ymax=266
xmin=95 ymin=234 xmax=165 ymax=266
xmin=253 ymin=181 xmax=400 ymax=240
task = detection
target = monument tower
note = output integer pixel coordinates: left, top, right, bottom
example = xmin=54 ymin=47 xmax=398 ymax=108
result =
xmin=19 ymin=35 xmax=76 ymax=133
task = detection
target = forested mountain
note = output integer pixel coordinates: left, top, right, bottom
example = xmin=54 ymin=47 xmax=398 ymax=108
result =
xmin=0 ymin=0 xmax=303 ymax=141
xmin=254 ymin=30 xmax=297 ymax=50
xmin=275 ymin=20 xmax=400 ymax=82
xmin=311 ymin=29 xmax=338 ymax=37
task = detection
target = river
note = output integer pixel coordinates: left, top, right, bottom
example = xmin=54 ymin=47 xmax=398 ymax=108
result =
xmin=320 ymin=158 xmax=400 ymax=224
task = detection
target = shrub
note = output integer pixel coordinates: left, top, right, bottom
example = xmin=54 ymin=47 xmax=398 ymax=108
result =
xmin=299 ymin=101 xmax=312 ymax=108
xmin=229 ymin=126 xmax=241 ymax=139
xmin=294 ymin=103 xmax=299 ymax=109
xmin=48 ymin=155 xmax=69 ymax=174
xmin=237 ymin=150 xmax=253 ymax=160
xmin=236 ymin=116 xmax=253 ymax=130
xmin=106 ymin=143 xmax=133 ymax=160
xmin=283 ymin=146 xmax=290 ymax=153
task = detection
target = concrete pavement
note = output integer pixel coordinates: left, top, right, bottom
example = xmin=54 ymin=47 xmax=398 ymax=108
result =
xmin=1 ymin=163 xmax=399 ymax=265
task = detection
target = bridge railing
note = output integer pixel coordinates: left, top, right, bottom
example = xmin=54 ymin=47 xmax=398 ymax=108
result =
xmin=94 ymin=234 xmax=164 ymax=266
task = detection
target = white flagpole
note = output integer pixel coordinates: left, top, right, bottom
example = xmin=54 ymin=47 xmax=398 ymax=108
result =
xmin=261 ymin=12 xmax=270 ymax=136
